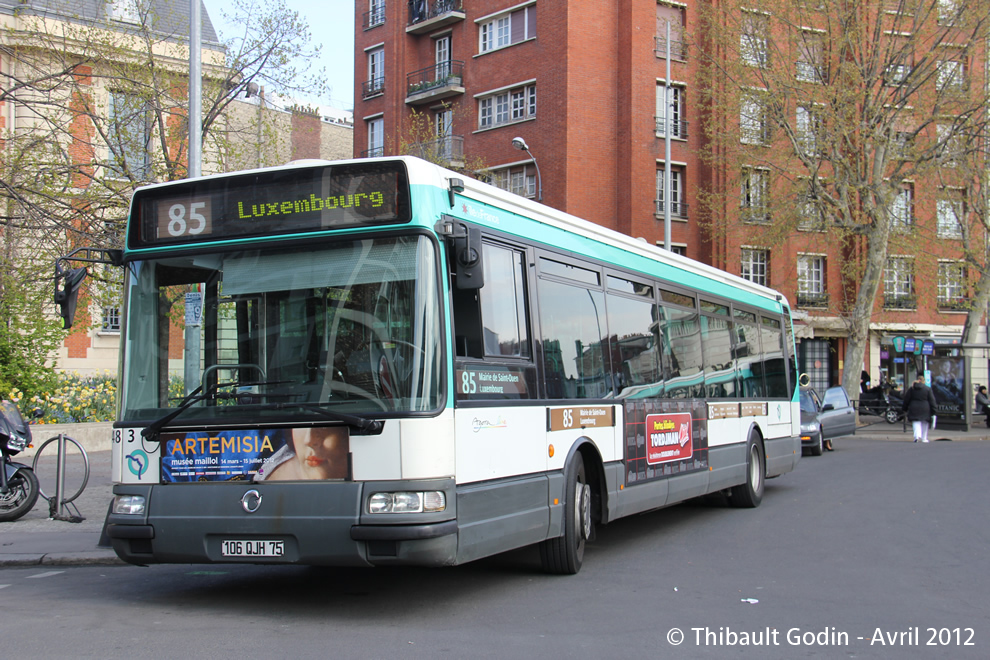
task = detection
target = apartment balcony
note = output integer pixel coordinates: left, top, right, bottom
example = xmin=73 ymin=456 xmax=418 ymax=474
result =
xmin=884 ymin=294 xmax=916 ymax=310
xmin=797 ymin=292 xmax=830 ymax=308
xmin=408 ymin=135 xmax=464 ymax=167
xmin=407 ymin=0 xmax=465 ymax=35
xmin=655 ymin=36 xmax=688 ymax=61
xmin=405 ymin=61 xmax=465 ymax=105
xmin=362 ymin=77 xmax=385 ymax=100
xmin=654 ymin=116 xmax=689 ymax=140
xmin=654 ymin=200 xmax=689 ymax=219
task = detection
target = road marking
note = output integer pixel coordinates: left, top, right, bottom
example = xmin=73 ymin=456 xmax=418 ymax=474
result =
xmin=0 ymin=585 xmax=9 ymax=589
xmin=26 ymin=571 xmax=65 ymax=579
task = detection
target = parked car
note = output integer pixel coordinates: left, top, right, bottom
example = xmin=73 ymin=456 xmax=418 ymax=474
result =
xmin=800 ymin=385 xmax=857 ymax=456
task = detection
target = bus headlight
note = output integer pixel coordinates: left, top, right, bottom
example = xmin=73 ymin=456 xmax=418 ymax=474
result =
xmin=368 ymin=491 xmax=446 ymax=514
xmin=112 ymin=495 xmax=146 ymax=515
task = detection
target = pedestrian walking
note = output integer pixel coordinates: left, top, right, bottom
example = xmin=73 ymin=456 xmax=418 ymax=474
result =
xmin=902 ymin=374 xmax=937 ymax=443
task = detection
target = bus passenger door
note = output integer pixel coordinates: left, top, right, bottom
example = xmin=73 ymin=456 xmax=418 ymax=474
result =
xmin=450 ymin=239 xmax=543 ymax=483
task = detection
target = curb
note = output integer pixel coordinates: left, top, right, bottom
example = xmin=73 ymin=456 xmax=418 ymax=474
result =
xmin=0 ymin=552 xmax=125 ymax=567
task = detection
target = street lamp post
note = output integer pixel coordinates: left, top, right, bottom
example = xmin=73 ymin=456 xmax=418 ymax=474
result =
xmin=511 ymin=136 xmax=543 ymax=202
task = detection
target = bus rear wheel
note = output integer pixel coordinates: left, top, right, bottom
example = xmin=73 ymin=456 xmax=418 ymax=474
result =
xmin=540 ymin=453 xmax=592 ymax=575
xmin=728 ymin=433 xmax=764 ymax=508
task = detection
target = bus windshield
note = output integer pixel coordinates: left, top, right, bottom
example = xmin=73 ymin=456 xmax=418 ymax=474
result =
xmin=119 ymin=235 xmax=442 ymax=424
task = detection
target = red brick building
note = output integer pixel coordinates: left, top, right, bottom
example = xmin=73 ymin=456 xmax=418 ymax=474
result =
xmin=353 ymin=0 xmax=989 ymax=395
xmin=354 ymin=0 xmax=705 ymax=258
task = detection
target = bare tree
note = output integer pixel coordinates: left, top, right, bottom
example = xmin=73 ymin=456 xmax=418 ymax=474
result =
xmin=695 ymin=0 xmax=990 ymax=397
xmin=0 ymin=0 xmax=325 ymax=385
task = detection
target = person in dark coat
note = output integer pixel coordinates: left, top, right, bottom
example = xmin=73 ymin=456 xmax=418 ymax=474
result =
xmin=902 ymin=374 xmax=937 ymax=443
xmin=975 ymin=386 xmax=990 ymax=428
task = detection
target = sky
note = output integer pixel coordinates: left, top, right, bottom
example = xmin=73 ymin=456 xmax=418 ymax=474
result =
xmin=204 ymin=0 xmax=356 ymax=113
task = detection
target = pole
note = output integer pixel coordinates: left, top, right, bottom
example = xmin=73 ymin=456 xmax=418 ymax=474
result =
xmin=189 ymin=0 xmax=202 ymax=178
xmin=664 ymin=20 xmax=672 ymax=251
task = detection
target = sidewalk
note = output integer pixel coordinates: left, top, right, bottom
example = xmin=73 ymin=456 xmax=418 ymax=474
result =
xmin=854 ymin=417 xmax=990 ymax=442
xmin=1 ymin=420 xmax=987 ymax=568
xmin=0 ymin=449 xmax=121 ymax=567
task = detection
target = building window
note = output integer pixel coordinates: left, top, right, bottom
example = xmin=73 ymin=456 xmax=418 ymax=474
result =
xmin=936 ymin=194 xmax=964 ymax=239
xmin=885 ymin=62 xmax=912 ymax=86
xmin=891 ymin=185 xmax=913 ymax=232
xmin=487 ymin=164 xmax=536 ymax=198
xmin=797 ymin=189 xmax=824 ymax=231
xmin=797 ymin=255 xmax=827 ymax=307
xmin=434 ymin=35 xmax=451 ymax=78
xmin=478 ymin=83 xmax=536 ymax=129
xmin=938 ymin=261 xmax=967 ymax=310
xmin=108 ymin=91 xmax=151 ymax=181
xmin=796 ymin=105 xmax=821 ymax=156
xmin=367 ymin=117 xmax=384 ymax=157
xmin=656 ymin=3 xmax=687 ymax=60
xmin=366 ymin=47 xmax=385 ymax=96
xmin=478 ymin=4 xmax=536 ymax=54
xmin=741 ymin=248 xmax=769 ymax=286
xmin=892 ymin=131 xmax=914 ymax=159
xmin=796 ymin=31 xmax=825 ymax=83
xmin=884 ymin=257 xmax=915 ymax=308
xmin=370 ymin=0 xmax=386 ymax=27
xmin=101 ymin=306 xmax=121 ymax=333
xmin=740 ymin=11 xmax=769 ymax=68
xmin=936 ymin=123 xmax=963 ymax=166
xmin=936 ymin=56 xmax=966 ymax=93
xmin=937 ymin=0 xmax=961 ymax=26
xmin=740 ymin=94 xmax=769 ymax=145
xmin=656 ymin=167 xmax=686 ymax=218
xmin=656 ymin=84 xmax=686 ymax=139
xmin=740 ymin=167 xmax=770 ymax=223
xmin=107 ymin=0 xmax=140 ymax=23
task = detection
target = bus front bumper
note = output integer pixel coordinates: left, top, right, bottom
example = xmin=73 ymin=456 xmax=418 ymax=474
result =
xmin=106 ymin=480 xmax=458 ymax=567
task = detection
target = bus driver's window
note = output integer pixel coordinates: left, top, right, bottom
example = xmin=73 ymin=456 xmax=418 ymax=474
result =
xmin=479 ymin=244 xmax=530 ymax=359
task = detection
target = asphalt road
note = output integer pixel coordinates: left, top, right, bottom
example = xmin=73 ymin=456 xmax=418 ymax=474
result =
xmin=1 ymin=435 xmax=987 ymax=659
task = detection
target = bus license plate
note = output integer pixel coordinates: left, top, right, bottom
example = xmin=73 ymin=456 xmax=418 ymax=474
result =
xmin=221 ymin=539 xmax=284 ymax=558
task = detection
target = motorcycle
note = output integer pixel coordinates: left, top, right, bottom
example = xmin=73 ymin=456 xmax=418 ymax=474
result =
xmin=858 ymin=383 xmax=904 ymax=424
xmin=0 ymin=400 xmax=41 ymax=521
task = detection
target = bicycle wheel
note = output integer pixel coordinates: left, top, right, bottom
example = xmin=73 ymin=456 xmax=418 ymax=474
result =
xmin=30 ymin=435 xmax=91 ymax=504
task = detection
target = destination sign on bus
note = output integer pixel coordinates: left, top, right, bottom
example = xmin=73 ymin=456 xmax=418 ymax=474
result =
xmin=131 ymin=161 xmax=410 ymax=248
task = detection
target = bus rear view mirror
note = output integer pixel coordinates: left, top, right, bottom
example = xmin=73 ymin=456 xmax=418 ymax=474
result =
xmin=54 ymin=267 xmax=88 ymax=330
xmin=436 ymin=216 xmax=485 ymax=290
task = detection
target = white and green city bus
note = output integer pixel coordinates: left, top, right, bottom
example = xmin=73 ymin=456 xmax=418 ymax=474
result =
xmin=63 ymin=156 xmax=799 ymax=574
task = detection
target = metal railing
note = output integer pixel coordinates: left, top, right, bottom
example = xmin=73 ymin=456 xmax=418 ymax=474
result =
xmin=408 ymin=0 xmax=462 ymax=26
xmin=655 ymin=36 xmax=688 ymax=60
xmin=654 ymin=116 xmax=689 ymax=139
xmin=884 ymin=295 xmax=916 ymax=310
xmin=406 ymin=60 xmax=464 ymax=96
xmin=797 ymin=292 xmax=830 ymax=308
xmin=654 ymin=200 xmax=689 ymax=219
xmin=408 ymin=135 xmax=464 ymax=163
xmin=362 ymin=77 xmax=386 ymax=99
xmin=363 ymin=5 xmax=386 ymax=29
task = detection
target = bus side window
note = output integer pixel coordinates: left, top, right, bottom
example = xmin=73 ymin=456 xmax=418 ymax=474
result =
xmin=453 ymin=242 xmax=531 ymax=360
xmin=479 ymin=244 xmax=530 ymax=358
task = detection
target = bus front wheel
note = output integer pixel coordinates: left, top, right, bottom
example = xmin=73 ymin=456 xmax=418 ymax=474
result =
xmin=728 ymin=433 xmax=765 ymax=508
xmin=540 ymin=452 xmax=592 ymax=575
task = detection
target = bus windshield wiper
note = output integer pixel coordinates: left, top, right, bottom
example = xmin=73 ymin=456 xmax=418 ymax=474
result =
xmin=141 ymin=380 xmax=290 ymax=440
xmin=246 ymin=401 xmax=384 ymax=434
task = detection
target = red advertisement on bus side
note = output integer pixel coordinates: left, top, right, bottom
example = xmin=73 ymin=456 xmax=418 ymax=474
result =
xmin=645 ymin=412 xmax=693 ymax=465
